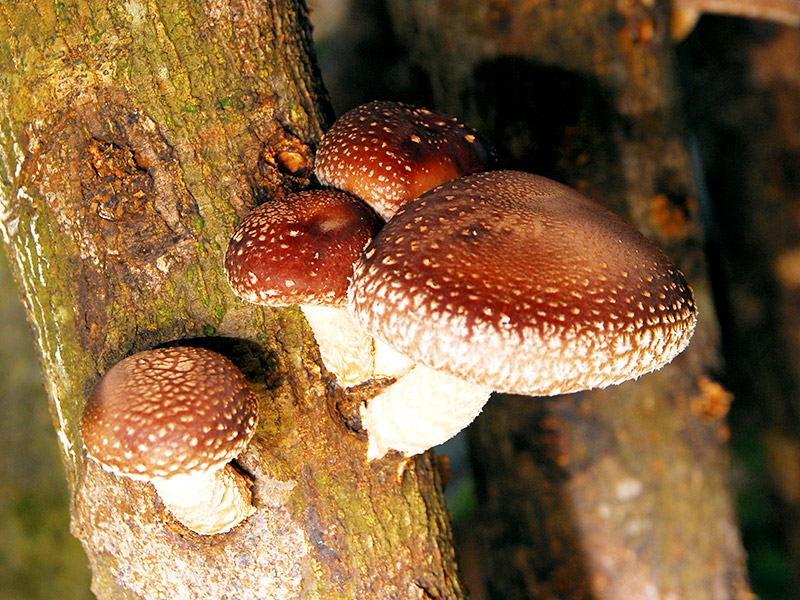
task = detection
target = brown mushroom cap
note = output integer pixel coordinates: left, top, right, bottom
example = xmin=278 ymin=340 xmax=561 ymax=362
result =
xmin=224 ymin=189 xmax=382 ymax=307
xmin=81 ymin=346 xmax=258 ymax=479
xmin=315 ymin=100 xmax=500 ymax=219
xmin=348 ymin=170 xmax=697 ymax=396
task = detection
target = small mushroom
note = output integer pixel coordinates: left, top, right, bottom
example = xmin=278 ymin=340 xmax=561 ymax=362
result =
xmin=224 ymin=189 xmax=413 ymax=386
xmin=348 ymin=170 xmax=698 ymax=458
xmin=80 ymin=346 xmax=259 ymax=535
xmin=315 ymin=100 xmax=500 ymax=219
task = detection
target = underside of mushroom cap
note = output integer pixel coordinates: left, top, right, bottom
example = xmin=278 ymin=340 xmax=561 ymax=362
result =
xmin=81 ymin=346 xmax=258 ymax=479
xmin=348 ymin=170 xmax=698 ymax=396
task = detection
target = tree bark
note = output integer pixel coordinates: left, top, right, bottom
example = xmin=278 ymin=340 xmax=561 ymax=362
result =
xmin=386 ymin=1 xmax=751 ymax=599
xmin=0 ymin=2 xmax=467 ymax=598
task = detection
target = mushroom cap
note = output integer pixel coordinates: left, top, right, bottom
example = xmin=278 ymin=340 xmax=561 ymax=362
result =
xmin=315 ymin=100 xmax=500 ymax=219
xmin=81 ymin=346 xmax=258 ymax=479
xmin=224 ymin=189 xmax=382 ymax=306
xmin=348 ymin=170 xmax=697 ymax=396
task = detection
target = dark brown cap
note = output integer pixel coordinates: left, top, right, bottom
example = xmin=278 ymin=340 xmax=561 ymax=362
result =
xmin=348 ymin=170 xmax=697 ymax=396
xmin=315 ymin=100 xmax=500 ymax=219
xmin=81 ymin=346 xmax=258 ymax=479
xmin=224 ymin=189 xmax=382 ymax=307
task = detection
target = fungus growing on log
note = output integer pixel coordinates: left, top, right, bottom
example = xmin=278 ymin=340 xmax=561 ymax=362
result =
xmin=80 ymin=346 xmax=259 ymax=535
xmin=315 ymin=100 xmax=500 ymax=219
xmin=224 ymin=189 xmax=412 ymax=386
xmin=348 ymin=170 xmax=698 ymax=458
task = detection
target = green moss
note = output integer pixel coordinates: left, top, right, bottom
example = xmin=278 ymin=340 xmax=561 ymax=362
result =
xmin=151 ymin=296 xmax=179 ymax=330
xmin=219 ymin=96 xmax=247 ymax=111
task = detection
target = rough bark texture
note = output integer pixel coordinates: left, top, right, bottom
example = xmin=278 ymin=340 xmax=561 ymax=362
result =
xmin=386 ymin=1 xmax=751 ymax=599
xmin=0 ymin=2 xmax=467 ymax=599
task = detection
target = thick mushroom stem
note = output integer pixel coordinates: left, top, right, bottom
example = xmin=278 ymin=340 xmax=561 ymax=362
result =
xmin=361 ymin=364 xmax=493 ymax=459
xmin=150 ymin=464 xmax=255 ymax=535
xmin=300 ymin=304 xmax=375 ymax=386
xmin=300 ymin=304 xmax=415 ymax=386
xmin=372 ymin=337 xmax=416 ymax=381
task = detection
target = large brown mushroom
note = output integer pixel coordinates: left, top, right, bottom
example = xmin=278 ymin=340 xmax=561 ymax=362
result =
xmin=348 ymin=170 xmax=697 ymax=458
xmin=80 ymin=346 xmax=258 ymax=535
xmin=315 ymin=100 xmax=500 ymax=220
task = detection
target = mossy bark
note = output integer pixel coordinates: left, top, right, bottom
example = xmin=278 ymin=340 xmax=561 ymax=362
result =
xmin=386 ymin=1 xmax=751 ymax=599
xmin=0 ymin=2 xmax=467 ymax=599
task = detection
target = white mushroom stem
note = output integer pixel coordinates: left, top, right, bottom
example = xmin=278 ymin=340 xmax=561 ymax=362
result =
xmin=150 ymin=463 xmax=255 ymax=535
xmin=361 ymin=364 xmax=493 ymax=460
xmin=372 ymin=336 xmax=415 ymax=380
xmin=301 ymin=304 xmax=414 ymax=387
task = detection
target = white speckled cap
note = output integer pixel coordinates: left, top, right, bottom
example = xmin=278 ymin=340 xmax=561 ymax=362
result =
xmin=224 ymin=189 xmax=382 ymax=307
xmin=348 ymin=170 xmax=697 ymax=396
xmin=315 ymin=100 xmax=500 ymax=219
xmin=80 ymin=347 xmax=258 ymax=479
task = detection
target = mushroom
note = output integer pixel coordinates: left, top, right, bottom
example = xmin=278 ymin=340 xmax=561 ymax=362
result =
xmin=315 ymin=100 xmax=500 ymax=220
xmin=348 ymin=170 xmax=698 ymax=458
xmin=80 ymin=346 xmax=259 ymax=535
xmin=224 ymin=189 xmax=413 ymax=386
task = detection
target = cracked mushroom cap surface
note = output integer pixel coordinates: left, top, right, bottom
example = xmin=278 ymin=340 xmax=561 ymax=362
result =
xmin=80 ymin=346 xmax=258 ymax=479
xmin=315 ymin=100 xmax=500 ymax=219
xmin=225 ymin=189 xmax=382 ymax=307
xmin=348 ymin=170 xmax=698 ymax=396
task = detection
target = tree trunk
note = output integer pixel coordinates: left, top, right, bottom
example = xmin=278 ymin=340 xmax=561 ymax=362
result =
xmin=0 ymin=2 xmax=466 ymax=598
xmin=679 ymin=20 xmax=800 ymax=596
xmin=386 ymin=1 xmax=751 ymax=598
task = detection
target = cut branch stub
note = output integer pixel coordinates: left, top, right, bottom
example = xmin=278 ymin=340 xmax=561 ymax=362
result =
xmin=348 ymin=170 xmax=698 ymax=458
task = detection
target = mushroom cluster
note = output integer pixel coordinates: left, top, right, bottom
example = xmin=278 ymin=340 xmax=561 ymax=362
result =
xmin=224 ymin=100 xmax=698 ymax=460
xmin=80 ymin=346 xmax=258 ymax=535
xmin=225 ymin=102 xmax=499 ymax=390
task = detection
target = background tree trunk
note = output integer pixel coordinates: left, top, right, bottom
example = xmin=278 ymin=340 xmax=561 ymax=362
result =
xmin=0 ymin=2 xmax=467 ymax=598
xmin=384 ymin=1 xmax=751 ymax=598
xmin=679 ymin=20 xmax=800 ymax=598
